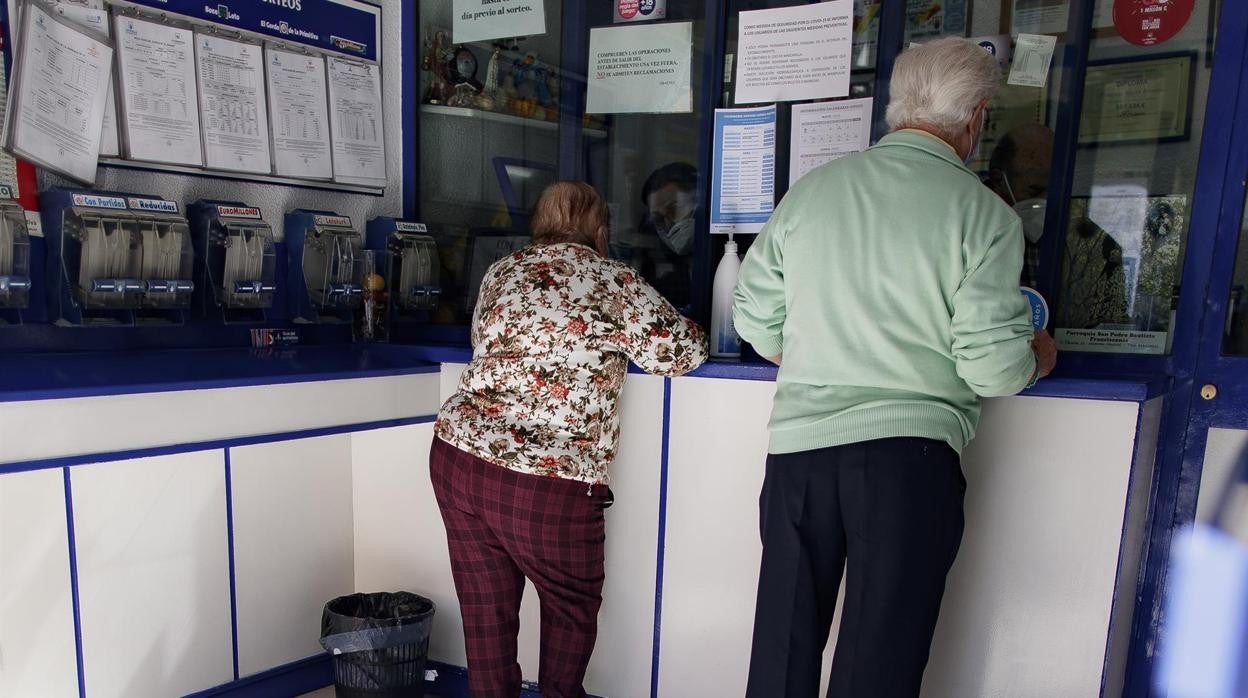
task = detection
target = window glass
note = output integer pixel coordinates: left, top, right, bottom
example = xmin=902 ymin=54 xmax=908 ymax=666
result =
xmin=1222 ymin=197 xmax=1248 ymax=356
xmin=1054 ymin=0 xmax=1219 ymax=355
xmin=417 ymin=0 xmax=565 ymax=325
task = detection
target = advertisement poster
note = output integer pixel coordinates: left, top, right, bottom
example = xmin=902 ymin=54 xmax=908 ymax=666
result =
xmin=615 ymin=0 xmax=667 ymax=23
xmin=1056 ymin=192 xmax=1187 ymax=354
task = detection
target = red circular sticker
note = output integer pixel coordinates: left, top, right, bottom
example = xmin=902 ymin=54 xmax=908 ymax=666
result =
xmin=618 ymin=0 xmax=639 ymax=20
xmin=1114 ymin=0 xmax=1195 ymax=47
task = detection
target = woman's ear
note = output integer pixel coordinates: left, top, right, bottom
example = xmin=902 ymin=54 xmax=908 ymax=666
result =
xmin=596 ymin=225 xmax=609 ymax=255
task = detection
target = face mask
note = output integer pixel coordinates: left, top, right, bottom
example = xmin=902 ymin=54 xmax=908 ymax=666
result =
xmin=964 ymin=110 xmax=987 ymax=166
xmin=658 ymin=217 xmax=694 ymax=256
xmin=1014 ymin=198 xmax=1046 ymax=243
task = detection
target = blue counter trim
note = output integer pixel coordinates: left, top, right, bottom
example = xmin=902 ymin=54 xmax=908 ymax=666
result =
xmin=0 ymin=415 xmax=437 ymax=475
xmin=650 ymin=378 xmax=673 ymax=698
xmin=224 ymin=449 xmax=240 ymax=682
xmin=63 ymin=467 xmax=86 ymax=698
xmin=183 ymin=654 xmax=333 ymax=698
xmin=0 ymin=345 xmax=439 ymax=403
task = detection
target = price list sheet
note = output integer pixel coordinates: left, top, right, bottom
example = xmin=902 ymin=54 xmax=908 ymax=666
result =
xmin=327 ymin=56 xmax=385 ymax=186
xmin=113 ymin=15 xmax=203 ymax=166
xmin=7 ymin=0 xmax=112 ymax=183
xmin=711 ymin=105 xmax=777 ymax=236
xmin=196 ymin=33 xmax=270 ymax=173
xmin=266 ymin=47 xmax=332 ymax=180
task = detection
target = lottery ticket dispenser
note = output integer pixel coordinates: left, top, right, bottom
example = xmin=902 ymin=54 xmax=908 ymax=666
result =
xmin=365 ymin=217 xmax=440 ymax=325
xmin=285 ymin=209 xmax=363 ymax=324
xmin=0 ymin=196 xmax=31 ymax=318
xmin=130 ymin=196 xmax=195 ymax=314
xmin=189 ymin=200 xmax=277 ymax=323
xmin=41 ymin=189 xmax=145 ymax=325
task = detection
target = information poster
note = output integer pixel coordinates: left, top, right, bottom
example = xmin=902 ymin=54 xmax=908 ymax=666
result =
xmin=452 ymin=0 xmax=546 ymax=44
xmin=266 ymin=47 xmax=333 ymax=179
xmin=905 ymin=0 xmax=968 ymax=43
xmin=47 ymin=1 xmax=118 ymax=157
xmin=735 ymin=1 xmax=853 ymax=105
xmin=1078 ymin=55 xmax=1192 ymax=144
xmin=586 ymin=22 xmax=692 ymax=114
xmin=196 ymin=34 xmax=271 ymax=173
xmin=1055 ymin=192 xmax=1187 ymax=354
xmin=789 ymin=97 xmax=873 ymax=185
xmin=114 ymin=15 xmax=203 ymax=166
xmin=710 ymin=105 xmax=776 ymax=236
xmin=1007 ymin=33 xmax=1057 ymax=87
xmin=327 ymin=56 xmax=386 ymax=185
xmin=1012 ymin=0 xmax=1116 ymax=36
xmin=8 ymin=1 xmax=112 ymax=183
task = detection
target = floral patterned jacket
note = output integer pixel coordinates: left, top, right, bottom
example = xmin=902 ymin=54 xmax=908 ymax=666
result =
xmin=436 ymin=243 xmax=708 ymax=484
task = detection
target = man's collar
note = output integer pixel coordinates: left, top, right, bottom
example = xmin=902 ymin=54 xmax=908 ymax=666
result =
xmin=875 ymin=129 xmax=971 ymax=171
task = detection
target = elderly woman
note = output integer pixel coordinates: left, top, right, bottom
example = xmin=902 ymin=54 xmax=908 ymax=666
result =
xmin=431 ymin=181 xmax=707 ymax=697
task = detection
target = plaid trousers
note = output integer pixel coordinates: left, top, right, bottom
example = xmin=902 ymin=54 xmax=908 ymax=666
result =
xmin=430 ymin=437 xmax=608 ymax=698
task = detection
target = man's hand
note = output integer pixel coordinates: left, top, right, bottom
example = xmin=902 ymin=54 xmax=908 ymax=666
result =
xmin=767 ymin=354 xmax=782 ymax=366
xmin=1032 ymin=329 xmax=1057 ymax=379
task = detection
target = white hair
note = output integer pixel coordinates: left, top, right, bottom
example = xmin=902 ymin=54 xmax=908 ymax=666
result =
xmin=885 ymin=37 xmax=1002 ymax=141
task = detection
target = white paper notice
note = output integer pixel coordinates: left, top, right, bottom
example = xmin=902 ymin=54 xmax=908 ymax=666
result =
xmin=452 ymin=0 xmax=546 ymax=44
xmin=735 ymin=1 xmax=853 ymax=105
xmin=48 ymin=1 xmax=118 ymax=157
xmin=789 ymin=97 xmax=873 ymax=185
xmin=327 ymin=56 xmax=385 ymax=185
xmin=1008 ymin=33 xmax=1057 ymax=88
xmin=196 ymin=34 xmax=270 ymax=173
xmin=114 ymin=16 xmax=203 ymax=166
xmin=265 ymin=48 xmax=332 ymax=179
xmin=586 ymin=22 xmax=692 ymax=115
xmin=8 ymin=2 xmax=112 ymax=183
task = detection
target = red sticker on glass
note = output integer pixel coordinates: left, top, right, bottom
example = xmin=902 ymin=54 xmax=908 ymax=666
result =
xmin=1114 ymin=0 xmax=1195 ymax=47
xmin=617 ymin=0 xmax=639 ymax=20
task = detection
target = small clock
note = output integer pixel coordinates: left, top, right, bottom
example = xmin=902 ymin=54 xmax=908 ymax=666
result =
xmin=451 ymin=46 xmax=479 ymax=85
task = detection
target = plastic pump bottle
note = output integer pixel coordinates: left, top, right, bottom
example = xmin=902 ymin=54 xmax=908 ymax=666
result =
xmin=710 ymin=238 xmax=742 ymax=359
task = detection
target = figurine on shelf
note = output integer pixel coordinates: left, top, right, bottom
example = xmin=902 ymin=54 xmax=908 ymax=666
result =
xmin=422 ymin=30 xmax=452 ymax=104
xmin=509 ymin=52 xmax=539 ymax=118
xmin=450 ymin=45 xmax=481 ymax=90
xmin=479 ymin=46 xmax=503 ymax=112
xmin=447 ymin=82 xmax=480 ymax=109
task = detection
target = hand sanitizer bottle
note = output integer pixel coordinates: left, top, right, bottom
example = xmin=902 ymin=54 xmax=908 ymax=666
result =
xmin=711 ymin=239 xmax=741 ymax=359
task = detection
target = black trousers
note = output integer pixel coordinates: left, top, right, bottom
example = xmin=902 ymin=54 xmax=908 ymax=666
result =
xmin=745 ymin=438 xmax=966 ymax=698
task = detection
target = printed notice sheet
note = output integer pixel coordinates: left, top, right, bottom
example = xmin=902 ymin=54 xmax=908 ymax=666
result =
xmin=114 ymin=15 xmax=203 ymax=166
xmin=789 ymin=97 xmax=872 ymax=185
xmin=710 ymin=105 xmax=776 ymax=236
xmin=735 ymin=1 xmax=853 ymax=104
xmin=1008 ymin=33 xmax=1057 ymax=88
xmin=586 ymin=22 xmax=692 ymax=114
xmin=7 ymin=0 xmax=112 ymax=183
xmin=196 ymin=34 xmax=270 ymax=173
xmin=327 ymin=56 xmax=385 ymax=185
xmin=265 ymin=47 xmax=332 ymax=179
xmin=47 ymin=1 xmax=117 ymax=156
xmin=453 ymin=0 xmax=546 ymax=44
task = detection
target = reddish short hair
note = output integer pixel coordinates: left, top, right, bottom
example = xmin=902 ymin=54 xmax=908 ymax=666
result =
xmin=530 ymin=181 xmax=608 ymax=253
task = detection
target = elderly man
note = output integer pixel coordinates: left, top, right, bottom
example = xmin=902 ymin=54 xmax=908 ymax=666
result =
xmin=734 ymin=38 xmax=1057 ymax=698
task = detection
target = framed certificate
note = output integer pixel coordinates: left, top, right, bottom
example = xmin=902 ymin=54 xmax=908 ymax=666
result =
xmin=1077 ymin=53 xmax=1195 ymax=146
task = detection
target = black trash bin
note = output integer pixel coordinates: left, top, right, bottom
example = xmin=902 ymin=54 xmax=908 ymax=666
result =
xmin=320 ymin=591 xmax=436 ymax=698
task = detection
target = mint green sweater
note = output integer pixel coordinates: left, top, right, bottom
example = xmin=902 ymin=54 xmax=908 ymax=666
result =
xmin=733 ymin=130 xmax=1036 ymax=454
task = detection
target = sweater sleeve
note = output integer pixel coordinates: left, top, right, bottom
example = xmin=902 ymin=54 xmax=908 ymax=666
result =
xmin=732 ymin=215 xmax=787 ymax=359
xmin=951 ymin=220 xmax=1038 ymax=397
xmin=610 ymin=267 xmax=708 ymax=376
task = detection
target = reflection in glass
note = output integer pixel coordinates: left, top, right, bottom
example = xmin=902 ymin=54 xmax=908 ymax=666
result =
xmin=1055 ymin=1 xmax=1217 ymax=354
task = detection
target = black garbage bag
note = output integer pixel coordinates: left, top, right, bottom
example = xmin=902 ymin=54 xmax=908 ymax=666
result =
xmin=320 ymin=592 xmax=436 ymax=698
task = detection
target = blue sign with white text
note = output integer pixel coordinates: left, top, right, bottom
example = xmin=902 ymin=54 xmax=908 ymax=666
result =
xmin=125 ymin=0 xmax=381 ymax=61
xmin=1021 ymin=286 xmax=1049 ymax=330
